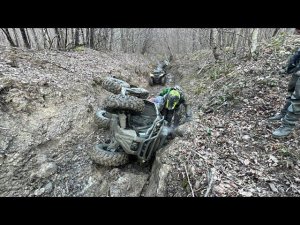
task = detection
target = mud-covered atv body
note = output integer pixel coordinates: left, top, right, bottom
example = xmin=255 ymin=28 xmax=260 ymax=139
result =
xmin=148 ymin=60 xmax=169 ymax=86
xmin=89 ymin=77 xmax=169 ymax=167
xmin=149 ymin=69 xmax=167 ymax=86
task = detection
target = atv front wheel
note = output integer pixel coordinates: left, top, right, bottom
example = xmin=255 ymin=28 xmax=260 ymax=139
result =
xmin=94 ymin=110 xmax=111 ymax=129
xmin=102 ymin=77 xmax=130 ymax=94
xmin=88 ymin=143 xmax=129 ymax=167
xmin=104 ymin=94 xmax=145 ymax=113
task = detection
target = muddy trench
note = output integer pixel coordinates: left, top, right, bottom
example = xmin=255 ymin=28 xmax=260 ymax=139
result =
xmin=0 ymin=46 xmax=182 ymax=197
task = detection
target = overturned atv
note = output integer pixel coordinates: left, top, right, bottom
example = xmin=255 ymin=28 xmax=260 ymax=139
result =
xmin=89 ymin=77 xmax=169 ymax=167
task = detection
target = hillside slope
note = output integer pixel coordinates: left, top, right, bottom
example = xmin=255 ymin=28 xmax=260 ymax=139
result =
xmin=0 ymin=46 xmax=152 ymax=196
xmin=149 ymin=34 xmax=300 ymax=197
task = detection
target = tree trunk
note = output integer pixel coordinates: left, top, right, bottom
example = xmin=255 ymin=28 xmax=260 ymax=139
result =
xmin=25 ymin=28 xmax=31 ymax=47
xmin=198 ymin=29 xmax=203 ymax=47
xmin=31 ymin=28 xmax=41 ymax=50
xmin=250 ymin=28 xmax=259 ymax=59
xmin=141 ymin=29 xmax=152 ymax=55
xmin=54 ymin=28 xmax=62 ymax=50
xmin=210 ymin=28 xmax=220 ymax=61
xmin=19 ymin=28 xmax=31 ymax=49
xmin=89 ymin=28 xmax=94 ymax=48
xmin=71 ymin=28 xmax=74 ymax=46
xmin=75 ymin=28 xmax=80 ymax=46
xmin=44 ymin=28 xmax=52 ymax=49
xmin=42 ymin=28 xmax=48 ymax=48
xmin=131 ymin=29 xmax=135 ymax=53
xmin=80 ymin=28 xmax=85 ymax=45
xmin=109 ymin=28 xmax=114 ymax=51
xmin=192 ymin=28 xmax=197 ymax=52
xmin=176 ymin=29 xmax=180 ymax=53
xmin=12 ymin=28 xmax=19 ymax=47
xmin=233 ymin=28 xmax=241 ymax=55
xmin=86 ymin=28 xmax=90 ymax=47
xmin=1 ymin=28 xmax=17 ymax=47
xmin=121 ymin=28 xmax=126 ymax=52
xmin=65 ymin=28 xmax=68 ymax=49
xmin=272 ymin=28 xmax=280 ymax=37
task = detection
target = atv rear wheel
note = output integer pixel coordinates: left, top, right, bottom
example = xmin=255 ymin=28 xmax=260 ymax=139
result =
xmin=104 ymin=94 xmax=145 ymax=113
xmin=102 ymin=77 xmax=130 ymax=94
xmin=128 ymin=87 xmax=149 ymax=99
xmin=94 ymin=110 xmax=111 ymax=129
xmin=88 ymin=143 xmax=129 ymax=167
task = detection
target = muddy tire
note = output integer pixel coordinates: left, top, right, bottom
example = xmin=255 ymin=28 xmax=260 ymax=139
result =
xmin=88 ymin=144 xmax=129 ymax=167
xmin=94 ymin=110 xmax=111 ymax=129
xmin=129 ymin=87 xmax=150 ymax=99
xmin=102 ymin=77 xmax=130 ymax=94
xmin=149 ymin=77 xmax=153 ymax=86
xmin=104 ymin=94 xmax=145 ymax=113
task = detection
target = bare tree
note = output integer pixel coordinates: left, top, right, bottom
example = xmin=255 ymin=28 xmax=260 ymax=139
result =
xmin=89 ymin=28 xmax=95 ymax=48
xmin=12 ymin=28 xmax=19 ymax=47
xmin=31 ymin=28 xmax=41 ymax=50
xmin=71 ymin=28 xmax=74 ymax=46
xmin=249 ymin=28 xmax=259 ymax=59
xmin=74 ymin=28 xmax=80 ymax=47
xmin=86 ymin=28 xmax=90 ymax=47
xmin=25 ymin=28 xmax=31 ymax=47
xmin=192 ymin=29 xmax=197 ymax=52
xmin=141 ymin=29 xmax=153 ymax=55
xmin=0 ymin=28 xmax=289 ymax=58
xmin=272 ymin=28 xmax=280 ymax=37
xmin=42 ymin=28 xmax=52 ymax=49
xmin=81 ymin=28 xmax=85 ymax=45
xmin=121 ymin=28 xmax=126 ymax=53
xmin=54 ymin=28 xmax=62 ymax=49
xmin=109 ymin=28 xmax=114 ymax=51
xmin=232 ymin=28 xmax=241 ymax=55
xmin=1 ymin=28 xmax=17 ymax=47
xmin=210 ymin=28 xmax=220 ymax=61
xmin=19 ymin=28 xmax=31 ymax=49
xmin=64 ymin=28 xmax=68 ymax=49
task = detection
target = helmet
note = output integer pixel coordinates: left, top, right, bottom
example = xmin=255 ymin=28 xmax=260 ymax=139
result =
xmin=165 ymin=90 xmax=180 ymax=110
xmin=173 ymin=85 xmax=182 ymax=92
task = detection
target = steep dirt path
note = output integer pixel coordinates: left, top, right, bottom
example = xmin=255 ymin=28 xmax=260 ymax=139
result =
xmin=0 ymin=46 xmax=157 ymax=197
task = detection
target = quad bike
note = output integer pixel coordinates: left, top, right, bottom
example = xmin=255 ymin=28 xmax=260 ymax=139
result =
xmin=89 ymin=77 xmax=170 ymax=167
xmin=148 ymin=60 xmax=169 ymax=86
xmin=149 ymin=68 xmax=167 ymax=86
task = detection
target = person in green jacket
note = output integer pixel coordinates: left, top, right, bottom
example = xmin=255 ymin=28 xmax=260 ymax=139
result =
xmin=159 ymin=85 xmax=192 ymax=127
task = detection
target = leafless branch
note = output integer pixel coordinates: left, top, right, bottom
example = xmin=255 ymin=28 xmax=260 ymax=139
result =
xmin=204 ymin=168 xmax=215 ymax=197
xmin=184 ymin=163 xmax=195 ymax=197
xmin=197 ymin=59 xmax=210 ymax=75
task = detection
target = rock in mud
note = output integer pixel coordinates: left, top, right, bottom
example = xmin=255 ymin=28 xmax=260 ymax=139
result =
xmin=37 ymin=162 xmax=57 ymax=178
xmin=109 ymin=173 xmax=148 ymax=197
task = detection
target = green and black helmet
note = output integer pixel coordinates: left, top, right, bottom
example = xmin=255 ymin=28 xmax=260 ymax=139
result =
xmin=165 ymin=90 xmax=180 ymax=110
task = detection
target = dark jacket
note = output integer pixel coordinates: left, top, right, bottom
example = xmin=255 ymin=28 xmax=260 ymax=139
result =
xmin=287 ymin=47 xmax=300 ymax=74
xmin=159 ymin=87 xmax=191 ymax=117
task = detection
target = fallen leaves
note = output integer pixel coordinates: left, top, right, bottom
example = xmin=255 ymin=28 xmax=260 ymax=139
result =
xmin=160 ymin=35 xmax=300 ymax=197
